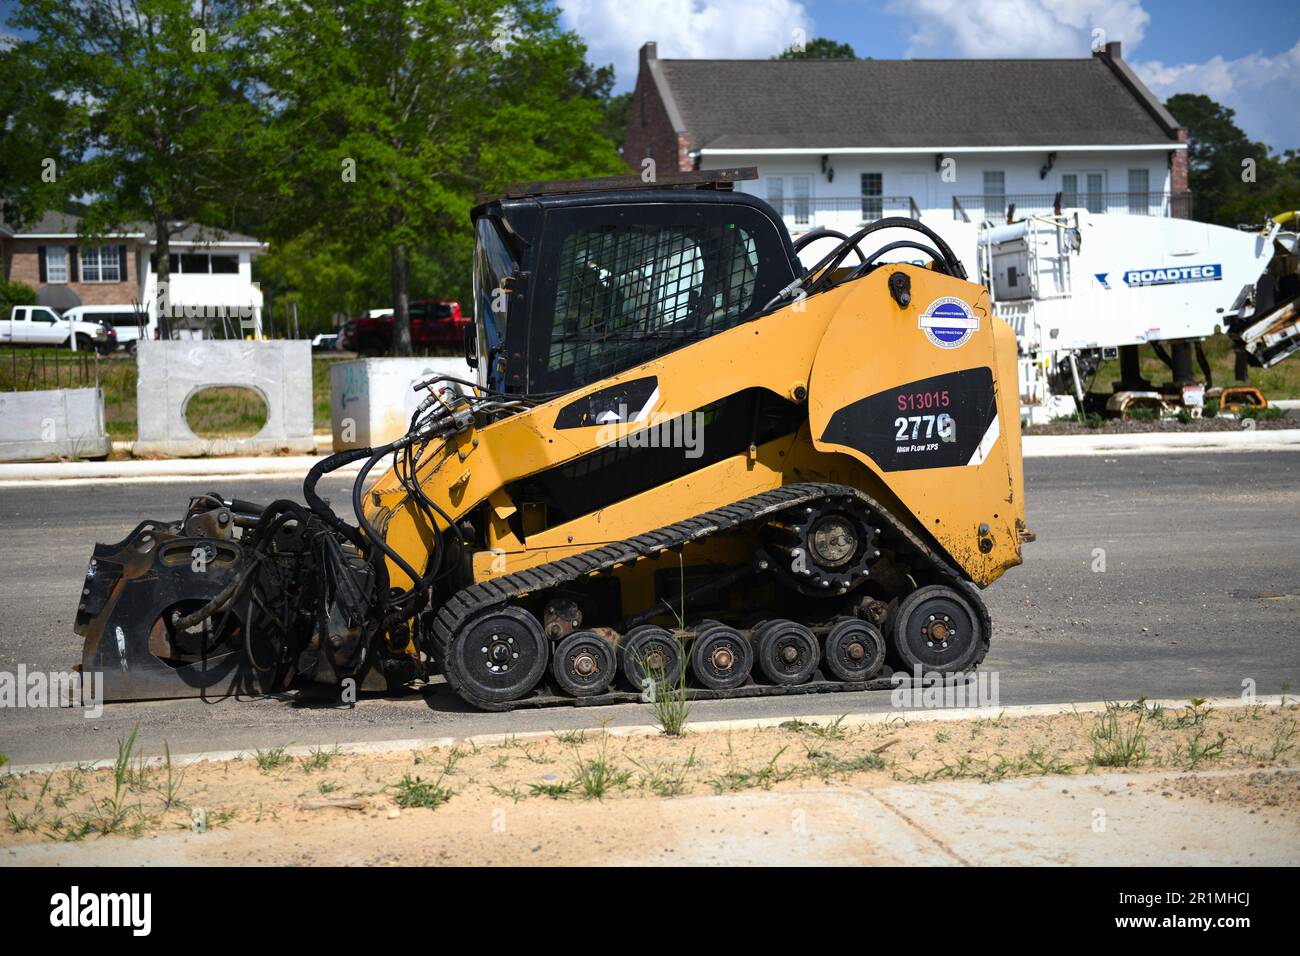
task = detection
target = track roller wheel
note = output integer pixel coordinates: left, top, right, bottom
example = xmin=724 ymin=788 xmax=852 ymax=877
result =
xmin=552 ymin=630 xmax=617 ymax=697
xmin=890 ymin=584 xmax=985 ymax=675
xmin=447 ymin=606 xmax=549 ymax=708
xmin=690 ymin=625 xmax=753 ymax=690
xmin=823 ymin=618 xmax=886 ymax=682
xmin=620 ymin=625 xmax=683 ymax=692
xmin=755 ymin=619 xmax=820 ymax=685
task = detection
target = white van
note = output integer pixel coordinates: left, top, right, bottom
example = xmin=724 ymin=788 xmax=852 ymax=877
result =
xmin=62 ymin=305 xmax=153 ymax=353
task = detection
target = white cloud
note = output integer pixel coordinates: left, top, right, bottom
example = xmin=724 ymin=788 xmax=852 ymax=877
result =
xmin=1136 ymin=40 xmax=1300 ymax=154
xmin=884 ymin=0 xmax=1149 ymax=58
xmin=560 ymin=0 xmax=812 ymax=88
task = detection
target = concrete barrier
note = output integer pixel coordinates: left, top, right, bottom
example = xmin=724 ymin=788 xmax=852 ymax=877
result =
xmin=133 ymin=340 xmax=314 ymax=457
xmin=331 ymin=357 xmax=475 ymax=450
xmin=0 ymin=387 xmax=111 ymax=462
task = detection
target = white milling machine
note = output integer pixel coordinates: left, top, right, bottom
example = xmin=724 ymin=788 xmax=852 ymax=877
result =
xmin=976 ymin=210 xmax=1300 ymax=421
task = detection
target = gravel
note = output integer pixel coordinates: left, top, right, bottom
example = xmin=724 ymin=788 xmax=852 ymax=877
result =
xmin=1026 ymin=414 xmax=1297 ymax=436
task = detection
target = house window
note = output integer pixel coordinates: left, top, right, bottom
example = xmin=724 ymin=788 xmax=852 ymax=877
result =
xmin=45 ymin=246 xmax=69 ymax=283
xmin=983 ymin=171 xmax=1006 ymax=219
xmin=1061 ymin=172 xmax=1106 ymax=213
xmin=81 ymin=246 xmax=122 ymax=283
xmin=791 ymin=176 xmax=811 ymax=225
xmin=180 ymin=253 xmax=209 ymax=274
xmin=767 ymin=177 xmax=785 ymax=216
xmin=1061 ymin=173 xmax=1078 ymax=209
xmin=860 ymin=173 xmax=883 ymax=220
xmin=210 ymin=255 xmax=239 ymax=274
xmin=1127 ymin=169 xmax=1150 ymax=215
xmin=1087 ymin=173 xmax=1105 ymax=213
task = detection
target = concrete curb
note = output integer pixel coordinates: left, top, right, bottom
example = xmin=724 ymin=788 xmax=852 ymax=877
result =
xmin=3 ymin=693 xmax=1290 ymax=778
xmin=1021 ymin=428 xmax=1300 ymax=457
xmin=110 ymin=434 xmax=335 ymax=455
xmin=0 ymin=453 xmax=360 ymax=486
xmin=3 ymin=429 xmax=1299 ymax=483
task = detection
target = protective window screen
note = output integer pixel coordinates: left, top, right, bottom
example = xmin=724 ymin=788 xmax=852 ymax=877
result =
xmin=543 ymin=222 xmax=759 ymax=390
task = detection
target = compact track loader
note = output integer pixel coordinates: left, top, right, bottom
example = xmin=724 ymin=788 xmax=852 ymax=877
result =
xmin=74 ymin=168 xmax=1029 ymax=710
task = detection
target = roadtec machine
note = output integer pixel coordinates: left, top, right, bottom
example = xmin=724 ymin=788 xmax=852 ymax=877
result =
xmin=980 ymin=208 xmax=1300 ymax=420
xmin=75 ymin=169 xmax=1029 ymax=710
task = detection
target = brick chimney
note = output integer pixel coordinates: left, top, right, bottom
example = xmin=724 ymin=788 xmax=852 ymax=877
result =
xmin=622 ymin=41 xmax=694 ymax=173
xmin=1094 ymin=38 xmax=1189 ymax=215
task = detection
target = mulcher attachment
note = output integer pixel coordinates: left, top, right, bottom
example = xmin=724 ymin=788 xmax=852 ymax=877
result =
xmin=75 ymin=519 xmax=253 ymax=700
xmin=74 ymin=496 xmax=385 ymax=701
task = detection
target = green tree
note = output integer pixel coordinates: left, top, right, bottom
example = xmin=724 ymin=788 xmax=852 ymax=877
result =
xmin=253 ymin=0 xmax=624 ymax=355
xmin=775 ymin=37 xmax=856 ymax=60
xmin=0 ymin=42 xmax=73 ymax=227
xmin=601 ymin=91 xmax=634 ymax=157
xmin=1166 ymin=93 xmax=1299 ymax=226
xmin=9 ymin=1 xmax=260 ymax=313
xmin=0 ymin=279 xmax=39 ymax=315
xmin=256 ymin=232 xmax=392 ymax=335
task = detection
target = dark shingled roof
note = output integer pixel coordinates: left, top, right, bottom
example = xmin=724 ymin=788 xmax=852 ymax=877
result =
xmin=0 ymin=210 xmax=261 ymax=244
xmin=656 ymin=56 xmax=1179 ymax=149
xmin=9 ymin=210 xmax=89 ymax=234
xmin=131 ymin=221 xmax=262 ymax=244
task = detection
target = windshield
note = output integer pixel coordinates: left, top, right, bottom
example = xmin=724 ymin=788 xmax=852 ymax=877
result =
xmin=473 ymin=217 xmax=517 ymax=389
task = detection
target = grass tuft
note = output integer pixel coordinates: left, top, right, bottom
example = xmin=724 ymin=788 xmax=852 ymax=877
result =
xmin=570 ymin=733 xmax=632 ymax=799
xmin=393 ymin=773 xmax=453 ymax=810
xmin=1089 ymin=702 xmax=1150 ymax=768
xmin=254 ymin=745 xmax=293 ymax=773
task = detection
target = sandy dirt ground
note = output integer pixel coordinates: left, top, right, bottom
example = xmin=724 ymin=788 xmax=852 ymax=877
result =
xmin=2 ymin=699 xmax=1297 ymax=865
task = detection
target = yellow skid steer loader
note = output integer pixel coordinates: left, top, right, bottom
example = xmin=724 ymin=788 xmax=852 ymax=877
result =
xmin=74 ymin=168 xmax=1029 ymax=710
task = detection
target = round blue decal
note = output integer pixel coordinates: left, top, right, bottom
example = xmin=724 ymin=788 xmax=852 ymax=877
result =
xmin=919 ymin=297 xmax=979 ymax=349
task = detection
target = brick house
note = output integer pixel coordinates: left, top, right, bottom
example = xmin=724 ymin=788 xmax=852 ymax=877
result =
xmin=0 ymin=211 xmax=267 ymax=326
xmin=623 ymin=41 xmax=1189 ymax=232
xmin=0 ymin=211 xmax=140 ymax=308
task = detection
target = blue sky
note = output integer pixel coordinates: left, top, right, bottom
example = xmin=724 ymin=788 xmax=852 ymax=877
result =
xmin=4 ymin=0 xmax=1298 ymax=150
xmin=561 ymin=0 xmax=1300 ymax=152
xmin=812 ymin=0 xmax=1298 ymax=67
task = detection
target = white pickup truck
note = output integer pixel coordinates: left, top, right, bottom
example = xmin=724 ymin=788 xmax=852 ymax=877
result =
xmin=0 ymin=305 xmax=115 ymax=353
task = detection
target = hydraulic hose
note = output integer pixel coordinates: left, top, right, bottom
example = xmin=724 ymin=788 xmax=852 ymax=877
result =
xmin=173 ymin=498 xmax=310 ymax=631
xmin=814 ymin=217 xmax=966 ymax=286
xmin=351 ymin=443 xmax=426 ymax=599
xmin=846 ymin=240 xmax=952 ymax=280
xmin=792 ymin=227 xmax=866 ymax=264
xmin=762 ymin=217 xmax=967 ymax=314
xmin=305 ymin=447 xmax=373 ymax=549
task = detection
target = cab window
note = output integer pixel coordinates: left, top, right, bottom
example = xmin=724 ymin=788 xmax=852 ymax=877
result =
xmin=536 ymin=215 xmax=765 ymax=392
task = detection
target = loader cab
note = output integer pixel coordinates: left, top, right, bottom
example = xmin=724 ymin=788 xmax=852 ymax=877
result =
xmin=471 ymin=169 xmax=800 ymax=397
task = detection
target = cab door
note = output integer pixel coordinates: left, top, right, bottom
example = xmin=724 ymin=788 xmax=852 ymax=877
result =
xmin=24 ymin=307 xmax=64 ymax=344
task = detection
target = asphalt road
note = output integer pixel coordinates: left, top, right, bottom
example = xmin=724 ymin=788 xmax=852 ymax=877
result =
xmin=2 ymin=453 xmax=1299 ymax=766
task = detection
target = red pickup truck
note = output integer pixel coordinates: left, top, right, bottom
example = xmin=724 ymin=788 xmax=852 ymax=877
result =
xmin=339 ymin=301 xmax=467 ymax=355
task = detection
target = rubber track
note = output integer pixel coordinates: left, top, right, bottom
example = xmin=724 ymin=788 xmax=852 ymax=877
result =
xmin=430 ymin=481 xmax=987 ymax=711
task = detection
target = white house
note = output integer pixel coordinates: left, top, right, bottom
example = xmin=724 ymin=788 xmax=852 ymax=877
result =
xmin=623 ymin=41 xmax=1189 ymax=238
xmin=138 ymin=222 xmax=268 ymax=337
